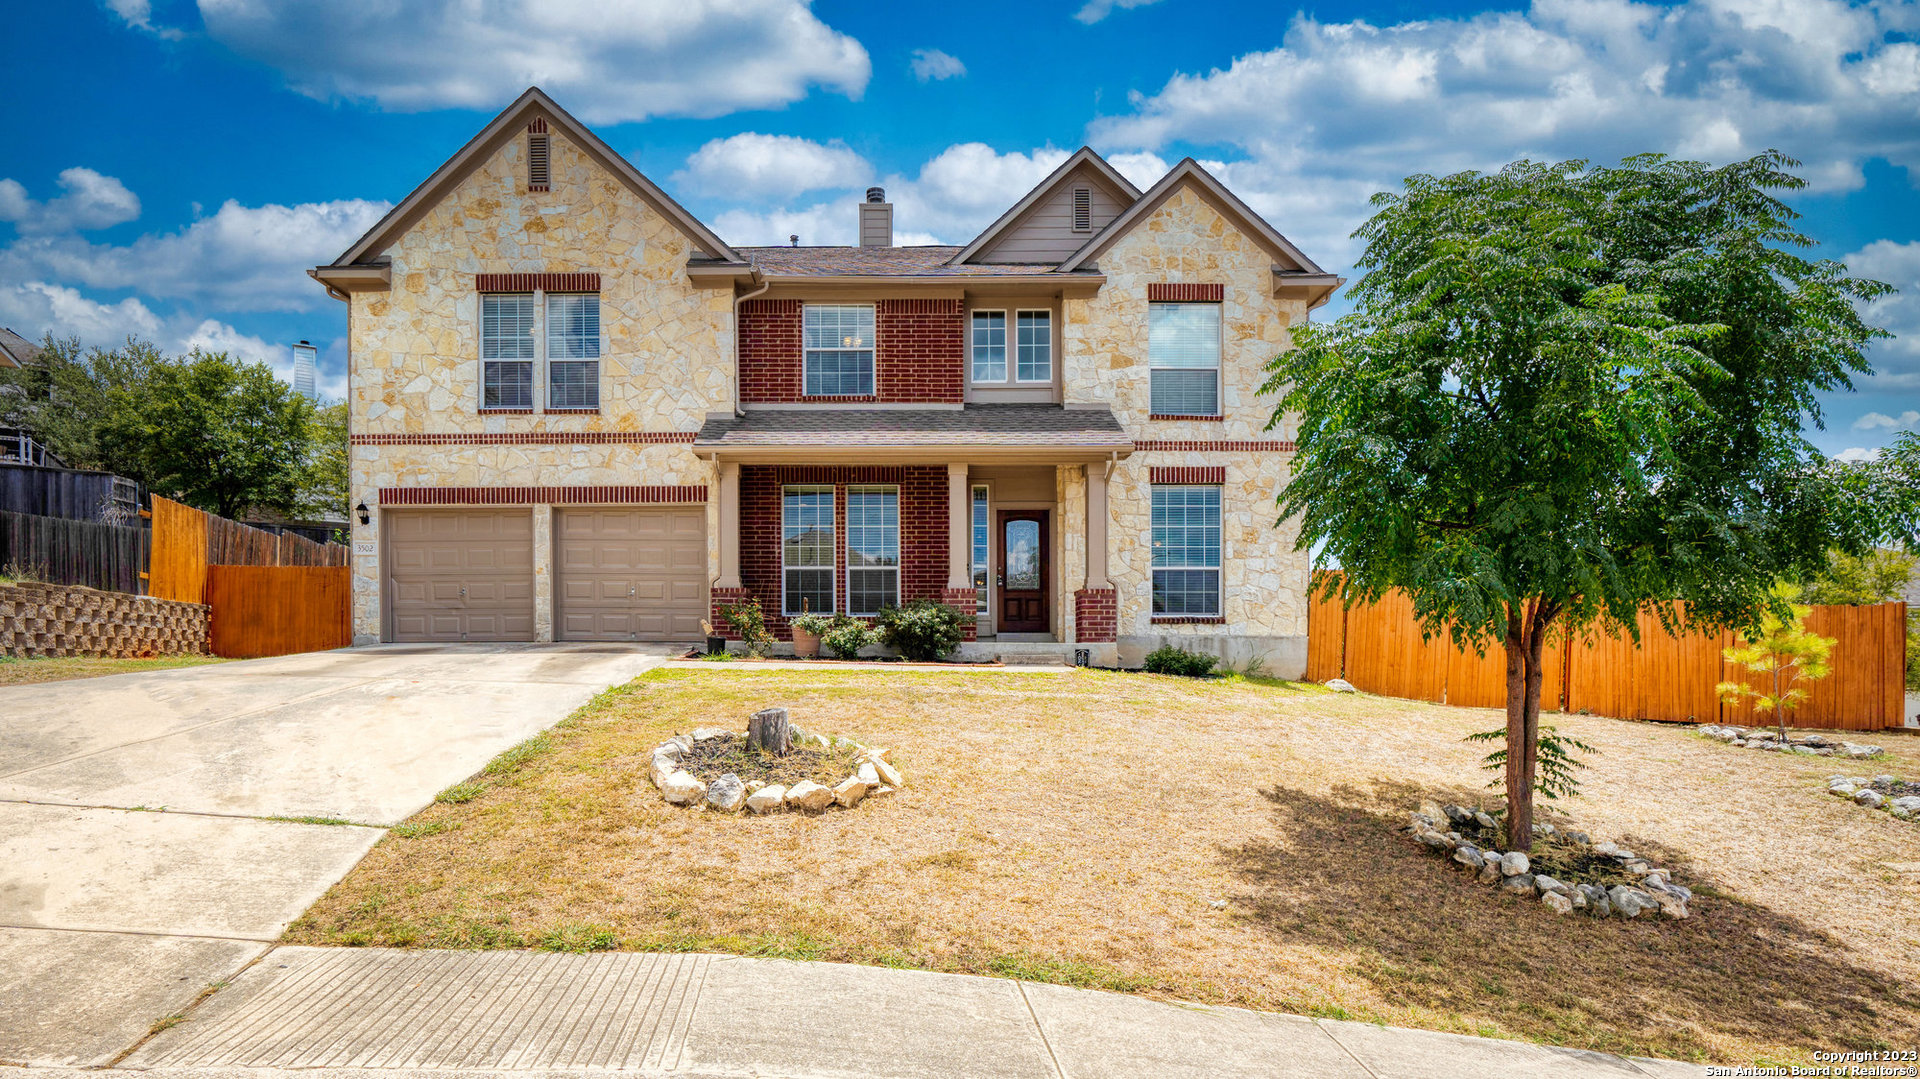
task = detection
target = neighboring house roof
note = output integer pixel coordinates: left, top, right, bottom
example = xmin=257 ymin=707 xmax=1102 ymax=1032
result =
xmin=0 ymin=327 xmax=41 ymax=369
xmin=694 ymin=404 xmax=1133 ymax=460
xmin=321 ymin=86 xmax=739 ymax=276
xmin=1057 ymin=158 xmax=1326 ymax=275
xmin=730 ymin=246 xmax=1069 ymax=278
xmin=949 ymin=147 xmax=1143 ymax=266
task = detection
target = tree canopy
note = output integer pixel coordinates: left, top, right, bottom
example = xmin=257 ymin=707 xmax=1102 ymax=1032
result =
xmin=1265 ymin=151 xmax=1909 ymax=848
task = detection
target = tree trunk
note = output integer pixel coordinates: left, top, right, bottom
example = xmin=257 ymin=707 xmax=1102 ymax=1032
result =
xmin=1503 ymin=599 xmax=1556 ymax=852
xmin=748 ymin=707 xmax=791 ymax=756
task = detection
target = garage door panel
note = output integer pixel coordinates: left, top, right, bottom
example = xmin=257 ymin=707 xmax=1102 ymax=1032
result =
xmin=386 ymin=509 xmax=536 ymax=643
xmin=555 ymin=507 xmax=705 ymax=642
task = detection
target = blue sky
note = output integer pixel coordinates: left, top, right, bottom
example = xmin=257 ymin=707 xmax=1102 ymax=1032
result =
xmin=1 ymin=0 xmax=1915 ymax=457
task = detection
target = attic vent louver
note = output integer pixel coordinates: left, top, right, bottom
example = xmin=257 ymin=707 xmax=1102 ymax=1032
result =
xmin=1072 ymin=186 xmax=1093 ymax=233
xmin=528 ymin=131 xmax=550 ymax=192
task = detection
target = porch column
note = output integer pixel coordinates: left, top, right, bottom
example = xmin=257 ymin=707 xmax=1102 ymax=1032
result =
xmin=1085 ymin=461 xmax=1110 ymax=589
xmin=946 ymin=462 xmax=971 ymax=590
xmin=717 ymin=460 xmax=741 ymax=590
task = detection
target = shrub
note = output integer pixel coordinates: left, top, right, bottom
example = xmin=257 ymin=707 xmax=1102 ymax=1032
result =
xmin=821 ymin=615 xmax=878 ymax=659
xmin=1142 ymin=645 xmax=1218 ymax=677
xmin=720 ymin=597 xmax=775 ymax=657
xmin=789 ymin=612 xmax=835 ymax=636
xmin=874 ymin=600 xmax=971 ymax=661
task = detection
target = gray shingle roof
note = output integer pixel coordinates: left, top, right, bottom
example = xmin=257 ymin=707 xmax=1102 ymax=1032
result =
xmin=695 ymin=405 xmax=1129 ymax=447
xmin=0 ymin=327 xmax=40 ymax=368
xmin=729 ymin=246 xmax=1072 ymax=277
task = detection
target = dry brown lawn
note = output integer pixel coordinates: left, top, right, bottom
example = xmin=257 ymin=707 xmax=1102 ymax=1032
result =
xmin=0 ymin=654 xmax=224 ymax=686
xmin=287 ymin=668 xmax=1920 ymax=1065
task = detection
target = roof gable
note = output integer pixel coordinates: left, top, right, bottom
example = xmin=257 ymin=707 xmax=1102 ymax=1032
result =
xmin=1055 ymin=159 xmax=1323 ymax=275
xmin=327 ymin=87 xmax=737 ymax=268
xmin=950 ymin=148 xmax=1142 ymax=266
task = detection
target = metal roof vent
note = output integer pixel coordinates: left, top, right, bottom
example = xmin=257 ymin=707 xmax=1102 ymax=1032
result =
xmin=866 ymin=186 xmax=886 ymax=203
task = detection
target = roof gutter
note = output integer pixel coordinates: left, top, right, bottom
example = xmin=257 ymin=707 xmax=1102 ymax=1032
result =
xmin=732 ymin=262 xmax=769 ymax=418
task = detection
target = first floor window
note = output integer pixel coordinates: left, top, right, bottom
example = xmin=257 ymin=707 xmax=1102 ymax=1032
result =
xmin=1148 ymin=302 xmax=1221 ymax=416
xmin=783 ymin=486 xmax=835 ymax=615
xmin=971 ymin=484 xmax=989 ymax=614
xmin=804 ymin=304 xmax=875 ymax=396
xmin=846 ymin=486 xmax=899 ymax=615
xmin=481 ymin=293 xmax=535 ymax=408
xmin=545 ymin=293 xmax=600 ymax=408
xmin=1016 ymin=310 xmax=1052 ymax=382
xmin=1151 ymin=485 xmax=1221 ymax=615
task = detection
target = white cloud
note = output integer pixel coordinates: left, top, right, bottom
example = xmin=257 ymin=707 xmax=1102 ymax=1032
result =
xmin=909 ymin=48 xmax=966 ymax=82
xmin=191 ymin=0 xmax=871 ymax=123
xmin=1845 ymin=239 xmax=1920 ymax=393
xmin=673 ymin=134 xmax=872 ymax=202
xmin=1089 ymin=0 xmax=1920 ymax=266
xmin=0 ymin=281 xmax=163 ymax=344
xmin=1105 ymin=151 xmax=1172 ymax=190
xmin=1074 ymin=0 xmax=1165 ymax=25
xmin=1834 ymin=446 xmax=1881 ymax=463
xmin=3 ymin=193 xmax=390 ymax=312
xmin=104 ymin=0 xmax=186 ymax=39
xmin=1854 ymin=410 xmax=1920 ymax=430
xmin=0 ymin=169 xmax=141 ymax=235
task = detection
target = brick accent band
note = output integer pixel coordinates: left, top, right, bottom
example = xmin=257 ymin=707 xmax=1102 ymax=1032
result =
xmin=527 ymin=118 xmax=548 ymax=134
xmin=1074 ymin=588 xmax=1117 ymax=643
xmin=1149 ymin=414 xmax=1225 ymax=422
xmin=474 ymin=272 xmax=600 ymax=293
xmin=1149 ymin=466 xmax=1226 ymax=485
xmin=1134 ymin=440 xmax=1296 ymax=452
xmin=352 ymin=431 xmax=696 ymax=446
xmin=379 ymin=485 xmax=706 ymax=506
xmin=1147 ymin=283 xmax=1224 ymax=302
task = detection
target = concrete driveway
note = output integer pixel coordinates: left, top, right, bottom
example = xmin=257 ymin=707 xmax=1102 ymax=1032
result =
xmin=0 ymin=643 xmax=673 ymax=1067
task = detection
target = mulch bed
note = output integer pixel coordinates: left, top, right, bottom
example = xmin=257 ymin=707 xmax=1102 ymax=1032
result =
xmin=677 ymin=734 xmax=860 ymax=788
xmin=1449 ymin=817 xmax=1636 ymax=889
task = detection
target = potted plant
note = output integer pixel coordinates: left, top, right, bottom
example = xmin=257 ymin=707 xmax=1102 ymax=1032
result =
xmin=789 ymin=608 xmax=832 ymax=660
xmin=701 ymin=619 xmax=726 ymax=657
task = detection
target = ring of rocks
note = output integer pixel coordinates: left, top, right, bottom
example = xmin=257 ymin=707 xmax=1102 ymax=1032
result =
xmin=647 ymin=712 xmax=903 ymax=815
xmin=1826 ymin=774 xmax=1920 ymax=821
xmin=1696 ymin=724 xmax=1886 ymax=760
xmin=1408 ymin=805 xmax=1692 ymax=920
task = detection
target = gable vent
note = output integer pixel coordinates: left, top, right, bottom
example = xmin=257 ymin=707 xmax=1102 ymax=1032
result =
xmin=1071 ymin=186 xmax=1093 ymax=233
xmin=528 ymin=132 xmax=551 ymax=192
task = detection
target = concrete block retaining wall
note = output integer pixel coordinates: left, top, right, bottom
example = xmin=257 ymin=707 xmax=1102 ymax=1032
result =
xmin=0 ymin=581 xmax=210 ymax=658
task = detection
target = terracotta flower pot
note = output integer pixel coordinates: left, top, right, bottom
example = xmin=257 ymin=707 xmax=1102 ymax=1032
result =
xmin=791 ymin=626 xmax=821 ymax=659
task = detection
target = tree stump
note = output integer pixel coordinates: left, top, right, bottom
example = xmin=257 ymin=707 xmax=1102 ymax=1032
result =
xmin=748 ymin=707 xmax=792 ymax=756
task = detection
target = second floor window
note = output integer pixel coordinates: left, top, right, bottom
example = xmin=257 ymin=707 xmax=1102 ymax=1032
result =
xmin=1149 ymin=301 xmax=1221 ymax=416
xmin=971 ymin=311 xmax=1006 ymax=382
xmin=545 ymin=294 xmax=600 ymax=409
xmin=481 ymin=293 xmax=535 ymax=409
xmin=1016 ymin=310 xmax=1052 ymax=383
xmin=804 ymin=304 xmax=875 ymax=396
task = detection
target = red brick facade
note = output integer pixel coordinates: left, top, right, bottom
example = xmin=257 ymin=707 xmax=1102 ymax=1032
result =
xmin=738 ymin=298 xmax=964 ymax=405
xmin=1148 ymin=466 xmax=1226 ymax=485
xmin=1074 ymin=588 xmax=1117 ymax=642
xmin=1146 ymin=283 xmax=1225 ymax=302
xmin=731 ymin=465 xmax=953 ymax=640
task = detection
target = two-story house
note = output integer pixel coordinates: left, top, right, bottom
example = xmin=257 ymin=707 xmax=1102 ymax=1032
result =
xmin=314 ymin=88 xmax=1339 ymax=674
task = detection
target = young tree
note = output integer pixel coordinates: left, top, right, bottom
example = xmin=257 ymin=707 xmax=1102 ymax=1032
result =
xmin=1268 ymin=152 xmax=1905 ymax=851
xmin=1716 ymin=582 xmax=1835 ymax=741
xmin=1797 ymin=548 xmax=1915 ymax=606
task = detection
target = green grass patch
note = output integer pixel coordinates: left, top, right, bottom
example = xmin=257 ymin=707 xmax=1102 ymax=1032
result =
xmin=985 ymin=952 xmax=1150 ymax=993
xmin=539 ymin=923 xmax=619 ymax=953
xmin=390 ymin=819 xmax=453 ymax=839
xmin=483 ymin=733 xmax=555 ymax=776
xmin=265 ymin=815 xmax=360 ymax=827
xmin=435 ymin=782 xmax=484 ymax=804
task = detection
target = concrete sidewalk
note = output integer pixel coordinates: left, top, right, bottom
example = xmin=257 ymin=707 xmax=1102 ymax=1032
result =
xmin=81 ymin=946 xmax=1702 ymax=1078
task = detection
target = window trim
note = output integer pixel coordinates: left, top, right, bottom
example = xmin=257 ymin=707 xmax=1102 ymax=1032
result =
xmin=1149 ymin=483 xmax=1223 ymax=618
xmin=1013 ymin=309 xmax=1053 ymax=384
xmin=480 ymin=292 xmax=537 ymax=411
xmin=969 ymin=308 xmax=1008 ymax=384
xmin=1147 ymin=300 xmax=1223 ymax=418
xmin=843 ymin=484 xmax=900 ymax=617
xmin=801 ymin=303 xmax=877 ymax=398
xmin=543 ymin=292 xmax=601 ymax=410
xmin=781 ymin=485 xmax=837 ymax=617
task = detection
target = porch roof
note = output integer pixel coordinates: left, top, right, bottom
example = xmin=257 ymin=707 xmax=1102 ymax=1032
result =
xmin=692 ymin=404 xmax=1133 ymax=464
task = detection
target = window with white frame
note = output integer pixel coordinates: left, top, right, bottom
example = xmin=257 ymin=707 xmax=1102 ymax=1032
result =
xmin=971 ymin=484 xmax=989 ymax=614
xmin=1148 ymin=302 xmax=1221 ymax=416
xmin=481 ymin=293 xmax=536 ymax=409
xmin=845 ymin=486 xmax=899 ymax=615
xmin=970 ymin=310 xmax=1006 ymax=382
xmin=803 ymin=304 xmax=875 ymax=396
xmin=1016 ymin=310 xmax=1052 ymax=382
xmin=545 ymin=293 xmax=600 ymax=408
xmin=782 ymin=486 xmax=835 ymax=615
xmin=1151 ymin=485 xmax=1221 ymax=616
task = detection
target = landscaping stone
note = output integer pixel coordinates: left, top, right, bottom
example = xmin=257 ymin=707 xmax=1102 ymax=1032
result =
xmin=745 ymin=784 xmax=786 ymax=814
xmin=1502 ymin=873 xmax=1536 ymax=895
xmin=1542 ymin=892 xmax=1574 ymax=915
xmin=1454 ymin=847 xmax=1486 ymax=870
xmin=1477 ymin=861 xmax=1503 ymax=885
xmin=785 ymin=780 xmax=834 ymax=811
xmin=1443 ymin=805 xmax=1474 ymax=826
xmin=691 ymin=727 xmax=731 ymax=743
xmin=868 ymin=757 xmax=904 ymax=789
xmin=1533 ymin=874 xmax=1571 ymax=897
xmin=857 ymin=762 xmax=881 ymax=787
xmin=1473 ymin=810 xmax=1496 ymax=830
xmin=1325 ymin=678 xmax=1357 ymax=693
xmin=705 ymin=774 xmax=746 ymax=813
xmin=1499 ymin=852 xmax=1530 ymax=877
xmin=1703 ymin=724 xmax=1890 ymax=761
xmin=1608 ymin=886 xmax=1656 ymax=919
xmin=832 ymin=776 xmax=870 ymax=808
xmin=661 ymin=771 xmax=705 ymax=806
xmin=1418 ymin=832 xmax=1451 ymax=852
xmin=1855 ymin=789 xmax=1888 ymax=809
xmin=1842 ymin=743 xmax=1886 ymax=759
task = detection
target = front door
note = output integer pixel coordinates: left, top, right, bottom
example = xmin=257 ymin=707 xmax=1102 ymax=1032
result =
xmin=997 ymin=510 xmax=1048 ymax=633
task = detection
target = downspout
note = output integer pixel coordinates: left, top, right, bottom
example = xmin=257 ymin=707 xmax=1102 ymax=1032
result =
xmin=732 ymin=262 xmax=769 ymax=418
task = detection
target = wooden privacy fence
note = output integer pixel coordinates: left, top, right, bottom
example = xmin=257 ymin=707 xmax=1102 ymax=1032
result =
xmin=204 ymin=565 xmax=351 ymax=659
xmin=0 ymin=510 xmax=148 ymax=593
xmin=1309 ymin=583 xmax=1908 ymax=730
xmin=147 ymin=495 xmax=347 ymax=604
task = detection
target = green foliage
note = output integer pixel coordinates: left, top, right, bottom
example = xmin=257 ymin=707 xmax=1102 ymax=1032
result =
xmin=1266 ymin=150 xmax=1910 ymax=847
xmin=1142 ymin=645 xmax=1218 ymax=677
xmin=788 ymin=612 xmax=836 ymax=636
xmin=720 ymin=598 xmax=774 ymax=657
xmin=1797 ymin=548 xmax=1915 ymax=606
xmin=483 ymin=733 xmax=553 ymax=776
xmin=820 ymin=615 xmax=879 ymax=659
xmin=435 ymin=782 xmax=484 ymax=804
xmin=1465 ymin=727 xmax=1598 ymax=800
xmin=1715 ymin=582 xmax=1836 ymax=739
xmin=303 ymin=400 xmax=349 ymax=521
xmin=874 ymin=599 xmax=971 ymax=661
xmin=539 ymin=923 xmax=618 ymax=953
